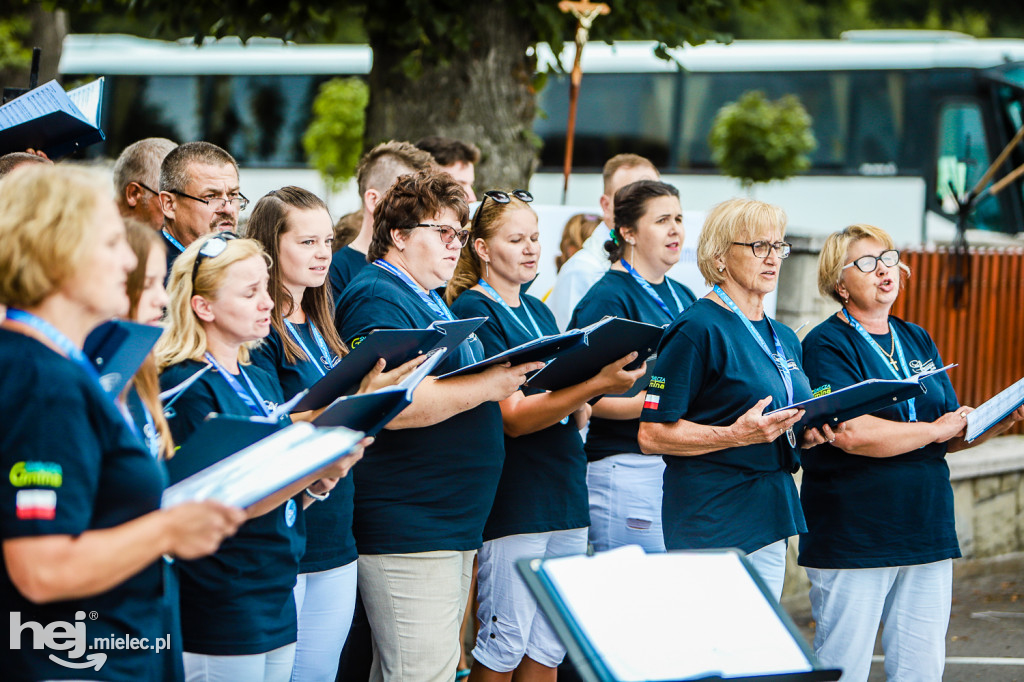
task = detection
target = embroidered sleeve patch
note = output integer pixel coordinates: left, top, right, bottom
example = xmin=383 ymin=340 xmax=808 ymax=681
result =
xmin=16 ymin=489 xmax=57 ymax=520
xmin=9 ymin=461 xmax=63 ymax=488
xmin=812 ymin=384 xmax=832 ymax=398
xmin=648 ymin=375 xmax=666 ymax=390
xmin=643 ymin=394 xmax=661 ymax=410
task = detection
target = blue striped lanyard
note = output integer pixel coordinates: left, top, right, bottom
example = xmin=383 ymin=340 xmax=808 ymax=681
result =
xmin=477 ymin=279 xmax=543 ymax=339
xmin=713 ymin=286 xmax=796 ymax=446
xmin=162 ymin=229 xmax=186 ymax=253
xmin=6 ymin=309 xmax=101 ymax=384
xmin=204 ymin=352 xmax=271 ymax=417
xmin=119 ymin=398 xmax=160 ymax=458
xmin=843 ymin=309 xmax=917 ymax=422
xmin=373 ymin=259 xmax=456 ymax=321
xmin=284 ymin=319 xmax=337 ymax=377
xmin=621 ymin=259 xmax=683 ymax=320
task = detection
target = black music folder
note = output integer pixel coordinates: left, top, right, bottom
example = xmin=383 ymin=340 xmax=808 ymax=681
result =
xmin=518 ymin=546 xmax=841 ymax=682
xmin=84 ymin=319 xmax=164 ymax=397
xmin=313 ymin=347 xmax=444 ymax=435
xmin=438 ymin=329 xmax=585 ymax=379
xmin=293 ymin=317 xmax=485 ymax=412
xmin=769 ymin=364 xmax=955 ymax=433
xmin=161 ymin=421 xmax=363 ymax=508
xmin=164 ymin=415 xmax=284 ymax=484
xmin=0 ymin=78 xmax=105 ymax=158
xmin=524 ymin=317 xmax=665 ymax=392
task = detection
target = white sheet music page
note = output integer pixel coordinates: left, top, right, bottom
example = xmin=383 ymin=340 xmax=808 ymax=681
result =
xmin=966 ymin=376 xmax=1024 ymax=442
xmin=541 ymin=546 xmax=813 ymax=681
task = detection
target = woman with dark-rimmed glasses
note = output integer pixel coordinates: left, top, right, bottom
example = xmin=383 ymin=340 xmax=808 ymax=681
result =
xmin=334 ymin=172 xmax=544 ymax=682
xmin=798 ymin=223 xmax=1024 ymax=682
xmin=156 ymin=232 xmax=368 ymax=682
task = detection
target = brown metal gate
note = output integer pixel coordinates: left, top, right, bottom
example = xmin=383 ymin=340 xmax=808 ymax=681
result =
xmin=891 ymin=247 xmax=1024 ymax=434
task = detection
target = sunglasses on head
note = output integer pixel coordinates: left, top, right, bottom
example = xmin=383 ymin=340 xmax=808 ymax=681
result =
xmin=192 ymin=232 xmax=239 ymax=289
xmin=472 ymin=189 xmax=534 ymax=230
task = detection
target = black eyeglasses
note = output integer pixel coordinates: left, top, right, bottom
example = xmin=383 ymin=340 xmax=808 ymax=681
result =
xmin=170 ymin=189 xmax=250 ymax=212
xmin=136 ymin=182 xmax=160 ymax=196
xmin=192 ymin=232 xmax=239 ymax=289
xmin=412 ymin=224 xmax=471 ymax=247
xmin=472 ymin=189 xmax=533 ymax=230
xmin=843 ymin=249 xmax=900 ymax=273
xmin=732 ymin=241 xmax=792 ymax=259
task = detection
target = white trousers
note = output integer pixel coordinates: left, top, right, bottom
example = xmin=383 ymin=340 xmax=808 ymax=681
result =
xmin=183 ymin=643 xmax=296 ymax=682
xmin=586 ymin=454 xmax=666 ymax=553
xmin=806 ymin=559 xmax=952 ymax=682
xmin=291 ymin=560 xmax=358 ymax=682
xmin=746 ymin=539 xmax=788 ymax=602
xmin=472 ymin=529 xmax=589 ymax=672
xmin=358 ymin=550 xmax=476 ymax=682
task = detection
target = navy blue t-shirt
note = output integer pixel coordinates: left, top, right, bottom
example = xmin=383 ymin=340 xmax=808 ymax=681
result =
xmin=335 ymin=263 xmax=505 ymax=554
xmin=0 ymin=330 xmax=166 ymax=682
xmin=329 ymin=246 xmax=369 ymax=304
xmin=451 ymin=289 xmax=590 ymax=541
xmin=568 ymin=268 xmax=697 ymax=461
xmin=799 ymin=314 xmax=961 ymax=569
xmin=250 ymin=324 xmax=358 ymax=572
xmin=640 ymin=298 xmax=810 ymax=554
xmin=160 ymin=359 xmax=303 ymax=656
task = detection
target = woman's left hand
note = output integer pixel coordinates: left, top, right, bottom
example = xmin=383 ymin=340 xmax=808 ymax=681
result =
xmin=358 ymin=355 xmax=428 ymax=394
xmin=800 ymin=423 xmax=836 ymax=449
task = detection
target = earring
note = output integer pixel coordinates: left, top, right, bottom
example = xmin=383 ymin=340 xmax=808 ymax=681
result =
xmin=718 ymin=266 xmax=725 ymax=273
xmin=484 ymin=261 xmax=490 ymax=278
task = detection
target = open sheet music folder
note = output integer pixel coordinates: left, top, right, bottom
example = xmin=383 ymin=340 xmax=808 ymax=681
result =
xmin=0 ymin=78 xmax=105 ymax=158
xmin=519 ymin=546 xmax=840 ymax=682
xmin=966 ymin=375 xmax=1024 ymax=442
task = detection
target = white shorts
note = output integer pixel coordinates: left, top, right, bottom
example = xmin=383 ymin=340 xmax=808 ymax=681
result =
xmin=471 ymin=528 xmax=589 ymax=672
xmin=586 ymin=453 xmax=666 ymax=553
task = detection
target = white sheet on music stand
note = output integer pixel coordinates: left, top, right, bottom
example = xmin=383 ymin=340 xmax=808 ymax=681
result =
xmin=541 ymin=546 xmax=813 ymax=681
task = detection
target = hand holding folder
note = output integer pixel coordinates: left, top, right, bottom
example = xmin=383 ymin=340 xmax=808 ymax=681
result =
xmin=84 ymin=319 xmax=164 ymax=397
xmin=438 ymin=329 xmax=585 ymax=379
xmin=294 ymin=317 xmax=485 ymax=412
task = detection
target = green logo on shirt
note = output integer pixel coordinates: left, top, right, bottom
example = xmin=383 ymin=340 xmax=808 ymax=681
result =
xmin=9 ymin=461 xmax=63 ymax=488
xmin=649 ymin=375 xmax=666 ymax=390
xmin=812 ymin=384 xmax=832 ymax=398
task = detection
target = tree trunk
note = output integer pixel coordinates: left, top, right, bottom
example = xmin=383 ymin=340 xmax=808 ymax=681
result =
xmin=364 ymin=4 xmax=537 ymax=190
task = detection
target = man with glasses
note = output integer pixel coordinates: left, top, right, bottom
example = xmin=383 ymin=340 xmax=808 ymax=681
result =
xmin=113 ymin=137 xmax=178 ymax=231
xmin=547 ymin=153 xmax=660 ymax=331
xmin=158 ymin=141 xmax=248 ymax=272
xmin=329 ymin=140 xmax=435 ymax=302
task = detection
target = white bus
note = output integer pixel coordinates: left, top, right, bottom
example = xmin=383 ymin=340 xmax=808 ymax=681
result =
xmin=60 ymin=31 xmax=1024 ymax=247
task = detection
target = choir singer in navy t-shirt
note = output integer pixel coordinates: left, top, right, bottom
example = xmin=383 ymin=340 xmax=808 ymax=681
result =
xmin=798 ymin=224 xmax=1024 ymax=682
xmin=638 ymin=198 xmax=830 ymax=600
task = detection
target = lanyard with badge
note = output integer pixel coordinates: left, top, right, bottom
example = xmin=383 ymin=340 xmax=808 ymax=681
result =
xmin=373 ymin=259 xmax=457 ymax=322
xmin=843 ymin=309 xmax=918 ymax=422
xmin=162 ymin=229 xmax=186 ymax=253
xmin=6 ymin=309 xmax=102 ymax=383
xmin=203 ymin=352 xmax=272 ymax=418
xmin=283 ymin=319 xmax=338 ymax=377
xmin=620 ymin=258 xmax=684 ymax=321
xmin=712 ymin=286 xmax=797 ymax=447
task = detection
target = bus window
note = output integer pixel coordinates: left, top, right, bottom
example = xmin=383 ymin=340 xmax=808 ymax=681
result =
xmin=104 ymin=76 xmax=201 ymax=150
xmin=848 ymin=71 xmax=904 ymax=172
xmin=935 ymin=101 xmax=1005 ymax=231
xmin=535 ymin=72 xmax=676 ymax=169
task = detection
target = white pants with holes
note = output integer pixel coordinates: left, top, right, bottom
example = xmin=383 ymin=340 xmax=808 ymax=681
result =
xmin=586 ymin=454 xmax=666 ymax=553
xmin=806 ymin=559 xmax=952 ymax=682
xmin=183 ymin=643 xmax=296 ymax=682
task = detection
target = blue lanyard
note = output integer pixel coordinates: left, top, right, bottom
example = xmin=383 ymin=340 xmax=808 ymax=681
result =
xmin=842 ymin=309 xmax=917 ymax=422
xmin=141 ymin=403 xmax=160 ymax=458
xmin=203 ymin=352 xmax=271 ymax=417
xmin=6 ymin=309 xmax=101 ymax=384
xmin=713 ymin=286 xmax=795 ymax=408
xmin=373 ymin=259 xmax=456 ymax=321
xmin=284 ymin=319 xmax=337 ymax=377
xmin=478 ymin=279 xmax=544 ymax=339
xmin=162 ymin=229 xmax=186 ymax=253
xmin=621 ymin=259 xmax=683 ymax=320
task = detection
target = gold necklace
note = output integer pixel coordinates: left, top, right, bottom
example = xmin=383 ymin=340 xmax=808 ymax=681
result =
xmin=842 ymin=310 xmax=898 ymax=371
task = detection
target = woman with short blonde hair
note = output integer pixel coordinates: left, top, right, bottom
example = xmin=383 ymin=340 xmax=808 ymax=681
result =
xmin=0 ymin=165 xmax=243 ymax=681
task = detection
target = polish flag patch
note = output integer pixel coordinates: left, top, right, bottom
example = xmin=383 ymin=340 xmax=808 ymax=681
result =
xmin=16 ymin=489 xmax=57 ymax=520
xmin=643 ymin=394 xmax=660 ymax=411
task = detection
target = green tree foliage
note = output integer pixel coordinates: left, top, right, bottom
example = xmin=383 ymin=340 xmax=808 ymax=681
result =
xmin=709 ymin=91 xmax=816 ymax=188
xmin=0 ymin=17 xmax=32 ymax=71
xmin=302 ymin=77 xmax=369 ymax=192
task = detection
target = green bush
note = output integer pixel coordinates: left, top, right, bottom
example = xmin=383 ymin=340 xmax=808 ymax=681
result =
xmin=302 ymin=77 xmax=370 ymax=193
xmin=709 ymin=90 xmax=817 ymax=189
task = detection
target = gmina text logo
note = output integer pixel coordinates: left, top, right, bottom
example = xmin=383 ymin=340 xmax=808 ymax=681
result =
xmin=10 ymin=610 xmax=171 ymax=670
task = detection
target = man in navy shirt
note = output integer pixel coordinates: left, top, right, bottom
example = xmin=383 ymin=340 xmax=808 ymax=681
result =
xmin=328 ymin=141 xmax=434 ymax=300
xmin=157 ymin=141 xmax=247 ymax=272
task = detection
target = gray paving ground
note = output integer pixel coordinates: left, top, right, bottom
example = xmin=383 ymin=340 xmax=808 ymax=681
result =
xmin=784 ymin=565 xmax=1024 ymax=681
